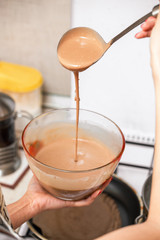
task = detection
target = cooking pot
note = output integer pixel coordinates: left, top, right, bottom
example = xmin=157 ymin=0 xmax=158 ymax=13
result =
xmin=0 ymin=92 xmax=32 ymax=176
xmin=135 ymin=174 xmax=152 ymax=223
xmin=142 ymin=174 xmax=152 ymax=216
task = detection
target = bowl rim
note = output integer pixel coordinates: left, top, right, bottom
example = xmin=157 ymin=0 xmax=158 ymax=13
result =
xmin=22 ymin=108 xmax=125 ymax=173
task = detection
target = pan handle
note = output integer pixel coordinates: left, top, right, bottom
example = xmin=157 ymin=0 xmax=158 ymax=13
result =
xmin=135 ymin=214 xmax=146 ymax=224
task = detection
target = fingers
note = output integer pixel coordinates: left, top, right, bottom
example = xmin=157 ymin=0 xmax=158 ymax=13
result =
xmin=135 ymin=30 xmax=152 ymax=39
xmin=100 ymin=176 xmax=113 ymax=192
xmin=65 ymin=176 xmax=113 ymax=208
xmin=141 ymin=17 xmax=156 ymax=31
xmin=135 ymin=17 xmax=156 ymax=39
xmin=65 ymin=190 xmax=101 ymax=208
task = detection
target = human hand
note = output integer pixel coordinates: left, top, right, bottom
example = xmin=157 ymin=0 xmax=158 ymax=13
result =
xmin=135 ymin=16 xmax=156 ymax=39
xmin=26 ymin=175 xmax=112 ymax=213
xmin=7 ymin=175 xmax=112 ymax=229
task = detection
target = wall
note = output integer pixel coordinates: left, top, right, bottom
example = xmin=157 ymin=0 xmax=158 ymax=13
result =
xmin=0 ymin=0 xmax=71 ymax=96
xmin=71 ymin=0 xmax=158 ymax=144
xmin=0 ymin=0 xmax=159 ymax=143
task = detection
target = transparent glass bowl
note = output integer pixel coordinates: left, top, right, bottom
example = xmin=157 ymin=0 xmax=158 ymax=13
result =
xmin=22 ymin=109 xmax=125 ymax=201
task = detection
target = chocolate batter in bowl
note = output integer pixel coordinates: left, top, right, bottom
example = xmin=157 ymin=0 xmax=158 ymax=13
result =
xmin=22 ymin=109 xmax=125 ymax=201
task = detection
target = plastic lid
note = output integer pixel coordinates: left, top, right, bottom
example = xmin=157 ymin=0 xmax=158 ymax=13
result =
xmin=0 ymin=62 xmax=43 ymax=93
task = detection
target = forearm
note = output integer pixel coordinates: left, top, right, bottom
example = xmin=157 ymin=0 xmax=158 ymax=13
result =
xmin=147 ymin=7 xmax=160 ymax=223
xmin=95 ymin=221 xmax=160 ymax=240
xmin=148 ymin=72 xmax=160 ymax=223
xmin=7 ymin=193 xmax=40 ymax=229
xmin=150 ymin=56 xmax=160 ymax=83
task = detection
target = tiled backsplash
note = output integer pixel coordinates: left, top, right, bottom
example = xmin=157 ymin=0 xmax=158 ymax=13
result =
xmin=0 ymin=0 xmax=71 ymax=96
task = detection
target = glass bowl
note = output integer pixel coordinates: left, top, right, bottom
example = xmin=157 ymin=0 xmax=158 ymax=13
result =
xmin=22 ymin=108 xmax=125 ymax=201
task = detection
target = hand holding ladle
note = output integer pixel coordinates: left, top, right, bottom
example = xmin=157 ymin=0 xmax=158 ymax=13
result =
xmin=57 ymin=4 xmax=159 ymax=72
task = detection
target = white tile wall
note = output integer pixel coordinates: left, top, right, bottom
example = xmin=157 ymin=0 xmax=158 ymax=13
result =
xmin=70 ymin=0 xmax=158 ymax=142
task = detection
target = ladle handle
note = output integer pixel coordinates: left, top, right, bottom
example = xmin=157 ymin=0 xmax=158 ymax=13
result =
xmin=110 ymin=4 xmax=159 ymax=45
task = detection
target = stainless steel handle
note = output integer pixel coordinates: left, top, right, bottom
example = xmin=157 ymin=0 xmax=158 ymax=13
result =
xmin=152 ymin=4 xmax=159 ymax=17
xmin=15 ymin=110 xmax=33 ymax=121
xmin=111 ymin=4 xmax=159 ymax=45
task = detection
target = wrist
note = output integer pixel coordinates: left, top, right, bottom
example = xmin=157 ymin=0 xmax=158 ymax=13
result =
xmin=7 ymin=192 xmax=40 ymax=229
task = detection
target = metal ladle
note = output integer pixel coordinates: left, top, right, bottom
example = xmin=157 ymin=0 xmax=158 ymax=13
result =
xmin=57 ymin=5 xmax=159 ymax=71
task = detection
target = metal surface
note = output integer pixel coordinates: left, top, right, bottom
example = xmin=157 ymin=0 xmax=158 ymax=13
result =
xmin=0 ymin=141 xmax=21 ymax=176
xmin=0 ymin=92 xmax=32 ymax=176
xmin=152 ymin=4 xmax=159 ymax=17
xmin=0 ymin=93 xmax=15 ymax=121
xmin=142 ymin=174 xmax=152 ymax=212
xmin=135 ymin=174 xmax=152 ymax=223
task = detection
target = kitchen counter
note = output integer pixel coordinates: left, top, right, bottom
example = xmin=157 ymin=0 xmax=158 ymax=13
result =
xmin=117 ymin=142 xmax=153 ymax=196
xmin=1 ymin=152 xmax=33 ymax=205
xmin=1 ymin=169 xmax=33 ymax=205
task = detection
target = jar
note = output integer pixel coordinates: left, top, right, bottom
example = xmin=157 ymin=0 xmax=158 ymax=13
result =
xmin=0 ymin=61 xmax=43 ymax=117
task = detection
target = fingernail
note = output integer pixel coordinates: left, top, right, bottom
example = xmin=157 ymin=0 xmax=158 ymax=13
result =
xmin=106 ymin=176 xmax=113 ymax=184
xmin=97 ymin=190 xmax=102 ymax=196
xmin=135 ymin=33 xmax=140 ymax=38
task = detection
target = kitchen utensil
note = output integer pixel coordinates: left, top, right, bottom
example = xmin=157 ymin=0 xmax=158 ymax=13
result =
xmin=22 ymin=108 xmax=125 ymax=201
xmin=142 ymin=174 xmax=152 ymax=213
xmin=135 ymin=174 xmax=152 ymax=223
xmin=0 ymin=61 xmax=43 ymax=117
xmin=57 ymin=5 xmax=159 ymax=71
xmin=0 ymin=92 xmax=32 ymax=176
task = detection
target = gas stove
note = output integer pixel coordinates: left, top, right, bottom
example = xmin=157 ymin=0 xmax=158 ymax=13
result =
xmin=117 ymin=141 xmax=153 ymax=196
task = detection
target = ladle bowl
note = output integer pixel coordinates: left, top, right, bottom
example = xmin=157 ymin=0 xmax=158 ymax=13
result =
xmin=57 ymin=27 xmax=107 ymax=71
xmin=57 ymin=5 xmax=159 ymax=71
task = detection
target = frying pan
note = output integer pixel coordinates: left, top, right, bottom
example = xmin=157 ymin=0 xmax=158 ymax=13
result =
xmin=27 ymin=175 xmax=143 ymax=239
xmin=104 ymin=174 xmax=143 ymax=226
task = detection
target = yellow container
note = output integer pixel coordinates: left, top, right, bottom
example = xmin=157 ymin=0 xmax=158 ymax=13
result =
xmin=0 ymin=61 xmax=43 ymax=116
